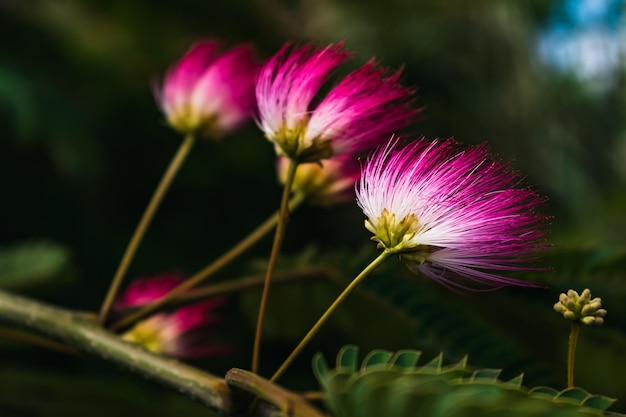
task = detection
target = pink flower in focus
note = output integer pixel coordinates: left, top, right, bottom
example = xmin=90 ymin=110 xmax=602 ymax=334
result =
xmin=356 ymin=138 xmax=548 ymax=291
xmin=276 ymin=155 xmax=360 ymax=206
xmin=115 ymin=273 xmax=229 ymax=358
xmin=256 ymin=43 xmax=417 ymax=162
xmin=156 ymin=41 xmax=259 ymax=139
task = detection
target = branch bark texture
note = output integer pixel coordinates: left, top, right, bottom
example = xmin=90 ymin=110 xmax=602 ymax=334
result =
xmin=0 ymin=289 xmax=326 ymax=417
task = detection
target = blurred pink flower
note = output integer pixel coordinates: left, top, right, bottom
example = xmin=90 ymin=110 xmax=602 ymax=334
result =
xmin=155 ymin=40 xmax=259 ymax=139
xmin=256 ymin=43 xmax=417 ymax=162
xmin=356 ymin=138 xmax=548 ymax=291
xmin=115 ymin=273 xmax=229 ymax=358
xmin=276 ymin=155 xmax=360 ymax=206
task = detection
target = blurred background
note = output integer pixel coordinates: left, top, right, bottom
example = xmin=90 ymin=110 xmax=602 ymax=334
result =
xmin=1 ymin=0 xmax=626 ymax=415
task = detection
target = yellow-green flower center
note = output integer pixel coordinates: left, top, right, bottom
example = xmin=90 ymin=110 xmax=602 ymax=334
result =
xmin=365 ymin=208 xmax=423 ymax=253
xmin=122 ymin=319 xmax=169 ymax=355
xmin=168 ymin=107 xmax=220 ymax=140
xmin=271 ymin=118 xmax=334 ymax=162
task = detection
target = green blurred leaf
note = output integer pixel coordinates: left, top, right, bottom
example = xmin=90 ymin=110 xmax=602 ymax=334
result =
xmin=337 ymin=345 xmax=359 ymax=372
xmin=0 ymin=241 xmax=71 ymax=290
xmin=314 ymin=346 xmax=623 ymax=417
xmin=0 ymin=66 xmax=37 ymax=140
xmin=530 ymin=386 xmax=561 ymax=398
xmin=471 ymin=368 xmax=503 ymax=382
xmin=556 ymin=387 xmax=593 ymax=404
xmin=507 ymin=374 xmax=525 ymax=387
xmin=389 ymin=349 xmax=423 ymax=369
xmin=584 ymin=395 xmax=618 ymax=412
xmin=361 ymin=350 xmax=392 ymax=370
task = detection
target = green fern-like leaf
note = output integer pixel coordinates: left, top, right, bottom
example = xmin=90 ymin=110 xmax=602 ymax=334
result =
xmin=358 ymin=267 xmax=549 ymax=381
xmin=313 ymin=346 xmax=623 ymax=417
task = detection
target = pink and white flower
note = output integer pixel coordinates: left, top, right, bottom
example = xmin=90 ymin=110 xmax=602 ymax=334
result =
xmin=276 ymin=155 xmax=360 ymax=206
xmin=356 ymin=138 xmax=548 ymax=290
xmin=256 ymin=43 xmax=417 ymax=163
xmin=156 ymin=40 xmax=259 ymax=139
xmin=115 ymin=273 xmax=229 ymax=358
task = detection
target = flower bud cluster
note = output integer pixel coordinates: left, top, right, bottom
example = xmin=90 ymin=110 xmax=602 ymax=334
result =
xmin=553 ymin=288 xmax=607 ymax=326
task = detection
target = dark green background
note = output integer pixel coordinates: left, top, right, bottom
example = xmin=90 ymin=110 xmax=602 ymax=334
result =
xmin=1 ymin=1 xmax=625 ymax=415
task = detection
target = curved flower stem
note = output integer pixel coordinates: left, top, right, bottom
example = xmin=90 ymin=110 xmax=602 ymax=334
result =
xmin=99 ymin=133 xmax=196 ymax=324
xmin=567 ymin=322 xmax=580 ymax=388
xmin=115 ymin=266 xmax=339 ymax=317
xmin=111 ymin=193 xmax=305 ymax=332
xmin=252 ymin=159 xmax=299 ymax=374
xmin=269 ymin=251 xmax=392 ymax=383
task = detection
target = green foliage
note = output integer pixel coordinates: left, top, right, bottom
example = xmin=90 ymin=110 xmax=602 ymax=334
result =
xmin=0 ymin=241 xmax=71 ymax=291
xmin=353 ymin=245 xmax=626 ymax=397
xmin=358 ymin=265 xmax=549 ymax=380
xmin=313 ymin=346 xmax=622 ymax=417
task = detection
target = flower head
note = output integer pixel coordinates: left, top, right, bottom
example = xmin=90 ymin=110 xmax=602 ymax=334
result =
xmin=156 ymin=40 xmax=259 ymax=139
xmin=356 ymin=138 xmax=548 ymax=291
xmin=554 ymin=288 xmax=606 ymax=326
xmin=115 ymin=273 xmax=229 ymax=358
xmin=256 ymin=43 xmax=417 ymax=163
xmin=277 ymin=156 xmax=360 ymax=206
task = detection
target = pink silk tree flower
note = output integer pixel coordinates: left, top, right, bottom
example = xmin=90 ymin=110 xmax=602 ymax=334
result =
xmin=114 ymin=273 xmax=229 ymax=358
xmin=276 ymin=156 xmax=360 ymax=206
xmin=155 ymin=41 xmax=259 ymax=139
xmin=356 ymin=138 xmax=548 ymax=291
xmin=256 ymin=43 xmax=417 ymax=163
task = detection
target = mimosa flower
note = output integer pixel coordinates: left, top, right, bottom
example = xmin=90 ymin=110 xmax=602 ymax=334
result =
xmin=356 ymin=138 xmax=548 ymax=290
xmin=256 ymin=43 xmax=417 ymax=163
xmin=277 ymin=156 xmax=360 ymax=206
xmin=156 ymin=40 xmax=259 ymax=139
xmin=115 ymin=273 xmax=229 ymax=358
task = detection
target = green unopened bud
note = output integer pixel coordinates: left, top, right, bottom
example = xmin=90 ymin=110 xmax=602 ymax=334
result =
xmin=563 ymin=311 xmax=576 ymax=321
xmin=579 ymin=288 xmax=591 ymax=302
xmin=553 ymin=303 xmax=567 ymax=314
xmin=566 ymin=299 xmax=576 ymax=310
xmin=581 ymin=316 xmax=604 ymax=326
xmin=553 ymin=288 xmax=606 ymax=326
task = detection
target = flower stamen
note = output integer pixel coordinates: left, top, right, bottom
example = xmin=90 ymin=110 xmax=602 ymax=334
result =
xmin=365 ymin=208 xmax=421 ymax=253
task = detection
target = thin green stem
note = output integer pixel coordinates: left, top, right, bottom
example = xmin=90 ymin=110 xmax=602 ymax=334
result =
xmin=99 ymin=133 xmax=196 ymax=324
xmin=111 ymin=193 xmax=305 ymax=332
xmin=270 ymin=251 xmax=392 ymax=383
xmin=252 ymin=159 xmax=299 ymax=374
xmin=114 ymin=266 xmax=338 ymax=317
xmin=567 ymin=321 xmax=580 ymax=388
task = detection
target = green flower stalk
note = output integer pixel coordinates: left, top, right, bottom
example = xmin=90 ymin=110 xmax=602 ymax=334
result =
xmin=553 ymin=288 xmax=607 ymax=387
xmin=98 ymin=41 xmax=258 ymax=325
xmin=269 ymin=137 xmax=547 ymax=383
xmin=251 ymin=42 xmax=417 ymax=374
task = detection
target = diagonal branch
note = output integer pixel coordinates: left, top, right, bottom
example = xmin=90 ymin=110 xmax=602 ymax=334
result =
xmin=0 ymin=288 xmax=326 ymax=417
xmin=0 ymin=288 xmax=230 ymax=410
xmin=226 ymin=368 xmax=329 ymax=417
